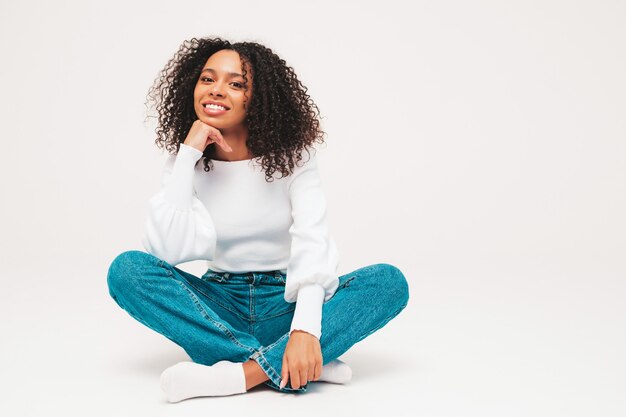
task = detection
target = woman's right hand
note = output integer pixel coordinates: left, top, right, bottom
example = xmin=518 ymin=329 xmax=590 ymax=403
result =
xmin=183 ymin=120 xmax=233 ymax=153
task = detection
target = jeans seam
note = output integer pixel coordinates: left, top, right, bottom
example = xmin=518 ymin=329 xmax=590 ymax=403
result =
xmin=249 ymin=284 xmax=255 ymax=335
xmin=173 ymin=276 xmax=258 ymax=355
xmin=249 ymin=283 xmax=255 ymax=322
xmin=262 ymin=331 xmax=289 ymax=352
xmin=182 ymin=278 xmax=250 ymax=321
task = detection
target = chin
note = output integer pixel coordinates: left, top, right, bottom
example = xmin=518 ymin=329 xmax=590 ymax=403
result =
xmin=198 ymin=115 xmax=225 ymax=128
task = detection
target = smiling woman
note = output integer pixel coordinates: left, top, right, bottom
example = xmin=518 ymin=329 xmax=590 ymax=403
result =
xmin=145 ymin=37 xmax=325 ymax=181
xmin=107 ymin=36 xmax=409 ymax=403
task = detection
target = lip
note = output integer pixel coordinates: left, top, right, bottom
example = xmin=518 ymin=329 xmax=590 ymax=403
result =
xmin=200 ymin=100 xmax=230 ymax=117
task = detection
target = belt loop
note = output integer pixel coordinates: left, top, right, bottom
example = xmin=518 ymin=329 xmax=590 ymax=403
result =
xmin=274 ymin=271 xmax=285 ymax=284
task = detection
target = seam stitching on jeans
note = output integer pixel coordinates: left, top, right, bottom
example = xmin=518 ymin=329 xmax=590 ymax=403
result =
xmin=183 ymin=279 xmax=249 ymax=320
xmin=249 ymin=282 xmax=255 ymax=321
xmin=175 ymin=280 xmax=257 ymax=353
xmin=176 ymin=270 xmax=294 ymax=322
xmin=255 ymin=352 xmax=281 ymax=386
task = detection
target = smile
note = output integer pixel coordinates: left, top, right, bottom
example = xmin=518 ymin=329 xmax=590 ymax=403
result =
xmin=203 ymin=103 xmax=229 ymax=111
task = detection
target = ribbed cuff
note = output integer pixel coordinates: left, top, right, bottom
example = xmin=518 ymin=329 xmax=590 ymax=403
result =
xmin=163 ymin=144 xmax=203 ymax=210
xmin=289 ymin=283 xmax=325 ymax=340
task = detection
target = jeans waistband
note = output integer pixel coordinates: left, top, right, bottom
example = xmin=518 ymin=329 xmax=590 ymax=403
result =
xmin=201 ymin=269 xmax=286 ymax=286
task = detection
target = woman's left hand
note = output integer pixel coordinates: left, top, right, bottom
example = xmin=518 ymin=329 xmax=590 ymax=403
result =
xmin=280 ymin=330 xmax=323 ymax=389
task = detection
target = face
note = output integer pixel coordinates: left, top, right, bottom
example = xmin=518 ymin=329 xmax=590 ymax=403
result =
xmin=193 ymin=49 xmax=253 ymax=133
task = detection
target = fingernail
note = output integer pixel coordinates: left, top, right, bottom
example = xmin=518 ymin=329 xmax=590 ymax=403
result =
xmin=279 ymin=379 xmax=286 ymax=388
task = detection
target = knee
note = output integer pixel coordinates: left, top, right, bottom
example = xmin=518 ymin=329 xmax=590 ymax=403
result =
xmin=372 ymin=263 xmax=409 ymax=309
xmin=107 ymin=250 xmax=155 ymax=299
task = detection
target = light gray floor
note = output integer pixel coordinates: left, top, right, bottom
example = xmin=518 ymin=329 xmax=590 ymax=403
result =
xmin=2 ymin=256 xmax=624 ymax=417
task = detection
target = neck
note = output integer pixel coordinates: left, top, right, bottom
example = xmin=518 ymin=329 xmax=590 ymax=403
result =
xmin=213 ymin=124 xmax=252 ymax=161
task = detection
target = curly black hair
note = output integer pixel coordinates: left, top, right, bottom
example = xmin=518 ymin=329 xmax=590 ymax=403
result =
xmin=145 ymin=37 xmax=326 ymax=182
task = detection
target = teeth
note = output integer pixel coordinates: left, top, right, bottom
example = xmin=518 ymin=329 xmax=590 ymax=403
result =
xmin=204 ymin=103 xmax=227 ymax=110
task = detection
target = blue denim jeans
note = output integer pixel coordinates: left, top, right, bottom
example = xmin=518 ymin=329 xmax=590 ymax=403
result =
xmin=106 ymin=250 xmax=409 ymax=393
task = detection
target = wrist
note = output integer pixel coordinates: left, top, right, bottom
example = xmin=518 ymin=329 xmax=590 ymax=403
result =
xmin=290 ymin=329 xmax=316 ymax=338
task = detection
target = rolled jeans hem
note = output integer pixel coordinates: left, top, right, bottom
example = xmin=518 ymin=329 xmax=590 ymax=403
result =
xmin=248 ymin=335 xmax=308 ymax=393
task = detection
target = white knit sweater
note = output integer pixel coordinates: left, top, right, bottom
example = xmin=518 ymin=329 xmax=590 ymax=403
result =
xmin=141 ymin=143 xmax=339 ymax=339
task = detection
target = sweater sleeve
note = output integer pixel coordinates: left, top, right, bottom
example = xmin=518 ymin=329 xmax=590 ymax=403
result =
xmin=285 ymin=152 xmax=340 ymax=340
xmin=141 ymin=143 xmax=217 ymax=266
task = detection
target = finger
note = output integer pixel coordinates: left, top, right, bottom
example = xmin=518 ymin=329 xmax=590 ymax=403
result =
xmin=313 ymin=361 xmax=321 ymax=381
xmin=280 ymin=356 xmax=289 ymax=389
xmin=290 ymin=363 xmax=301 ymax=389
xmin=209 ymin=129 xmax=233 ymax=152
xmin=307 ymin=362 xmax=315 ymax=383
xmin=299 ymin=367 xmax=308 ymax=387
xmin=206 ymin=129 xmax=219 ymax=146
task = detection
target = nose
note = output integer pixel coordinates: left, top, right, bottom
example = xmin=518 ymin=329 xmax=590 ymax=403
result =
xmin=210 ymin=83 xmax=225 ymax=97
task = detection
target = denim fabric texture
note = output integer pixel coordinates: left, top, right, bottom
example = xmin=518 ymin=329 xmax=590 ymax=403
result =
xmin=107 ymin=250 xmax=409 ymax=393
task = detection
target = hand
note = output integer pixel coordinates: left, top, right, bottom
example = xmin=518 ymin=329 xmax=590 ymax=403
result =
xmin=183 ymin=119 xmax=233 ymax=153
xmin=280 ymin=330 xmax=323 ymax=389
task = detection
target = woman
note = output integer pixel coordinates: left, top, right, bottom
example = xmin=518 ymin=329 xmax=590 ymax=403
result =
xmin=106 ymin=36 xmax=409 ymax=402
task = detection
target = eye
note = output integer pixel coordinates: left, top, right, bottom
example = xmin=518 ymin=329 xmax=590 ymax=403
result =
xmin=231 ymin=82 xmax=244 ymax=88
xmin=200 ymin=77 xmax=213 ymax=83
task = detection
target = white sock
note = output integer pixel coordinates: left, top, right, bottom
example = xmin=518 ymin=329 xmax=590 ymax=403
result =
xmin=160 ymin=358 xmax=352 ymax=402
xmin=160 ymin=360 xmax=246 ymax=403
xmin=317 ymin=359 xmax=352 ymax=384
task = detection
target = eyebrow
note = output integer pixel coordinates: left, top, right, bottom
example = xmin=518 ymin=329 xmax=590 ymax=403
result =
xmin=201 ymin=68 xmax=244 ymax=78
